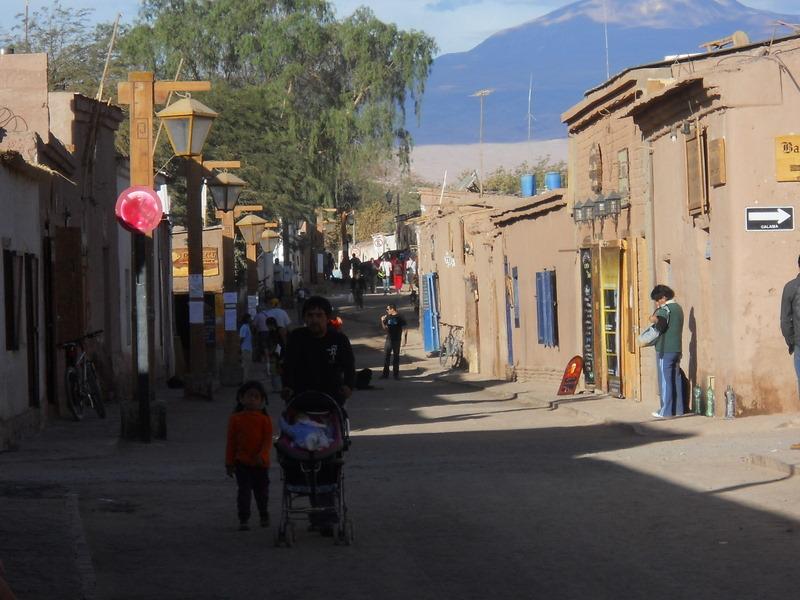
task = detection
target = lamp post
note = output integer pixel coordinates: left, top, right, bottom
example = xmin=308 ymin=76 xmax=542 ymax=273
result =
xmin=471 ymin=88 xmax=494 ymax=197
xmin=156 ymin=97 xmax=218 ymax=398
xmin=116 ymin=72 xmax=210 ymax=441
xmin=260 ymin=228 xmax=280 ymax=295
xmin=237 ymin=214 xmax=268 ymax=297
xmin=207 ymin=171 xmax=245 ymax=387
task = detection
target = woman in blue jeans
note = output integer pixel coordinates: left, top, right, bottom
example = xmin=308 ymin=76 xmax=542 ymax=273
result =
xmin=649 ymin=285 xmax=685 ymax=418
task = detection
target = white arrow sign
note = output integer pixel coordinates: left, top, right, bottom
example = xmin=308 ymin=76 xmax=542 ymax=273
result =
xmin=748 ymin=208 xmax=792 ymax=224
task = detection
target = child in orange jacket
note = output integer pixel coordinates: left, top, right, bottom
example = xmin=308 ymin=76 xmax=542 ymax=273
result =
xmin=226 ymin=381 xmax=273 ymax=531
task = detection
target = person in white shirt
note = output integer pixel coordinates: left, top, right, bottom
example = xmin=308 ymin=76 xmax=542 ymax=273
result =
xmin=379 ymin=258 xmax=393 ymax=294
xmin=265 ymin=298 xmax=291 ymax=345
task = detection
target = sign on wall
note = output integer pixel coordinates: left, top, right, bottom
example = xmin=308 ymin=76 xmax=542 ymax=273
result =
xmin=580 ymin=248 xmax=596 ymax=386
xmin=775 ymin=135 xmax=800 ymax=182
xmin=172 ymin=248 xmax=220 ymax=277
xmin=745 ymin=206 xmax=794 ymax=231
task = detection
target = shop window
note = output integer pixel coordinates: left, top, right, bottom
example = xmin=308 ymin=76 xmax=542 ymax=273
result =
xmin=535 ymin=270 xmax=559 ymax=347
xmin=3 ymin=249 xmax=23 ymax=350
xmin=686 ymin=127 xmax=710 ymax=216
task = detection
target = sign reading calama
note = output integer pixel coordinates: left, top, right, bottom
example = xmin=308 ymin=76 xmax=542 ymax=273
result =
xmin=745 ymin=207 xmax=794 ymax=232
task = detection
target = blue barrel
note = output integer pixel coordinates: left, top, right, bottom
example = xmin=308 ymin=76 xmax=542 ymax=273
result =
xmin=545 ymin=171 xmax=562 ymax=190
xmin=520 ymin=174 xmax=536 ymax=197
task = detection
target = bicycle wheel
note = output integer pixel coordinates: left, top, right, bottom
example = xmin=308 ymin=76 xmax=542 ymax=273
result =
xmin=438 ymin=339 xmax=451 ymax=367
xmin=64 ymin=367 xmax=84 ymax=421
xmin=450 ymin=341 xmax=464 ymax=369
xmin=86 ymin=363 xmax=106 ymax=419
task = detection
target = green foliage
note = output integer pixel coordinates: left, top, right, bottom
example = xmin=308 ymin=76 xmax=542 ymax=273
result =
xmin=461 ymin=157 xmax=568 ymax=195
xmin=0 ymin=0 xmax=122 ymax=96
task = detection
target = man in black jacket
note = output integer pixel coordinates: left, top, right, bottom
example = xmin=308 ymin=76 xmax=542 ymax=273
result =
xmin=281 ymin=296 xmax=355 ymax=406
xmin=780 ymin=254 xmax=800 ymax=398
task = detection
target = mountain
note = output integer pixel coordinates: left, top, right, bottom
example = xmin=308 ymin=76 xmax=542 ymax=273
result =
xmin=411 ymin=0 xmax=800 ymax=144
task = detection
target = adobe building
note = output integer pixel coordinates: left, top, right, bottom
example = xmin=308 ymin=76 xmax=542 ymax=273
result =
xmin=416 ymin=188 xmax=578 ymax=384
xmin=563 ymin=32 xmax=800 ymax=414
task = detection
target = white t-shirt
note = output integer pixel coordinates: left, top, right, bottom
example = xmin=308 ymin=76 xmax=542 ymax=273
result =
xmin=266 ymin=307 xmax=291 ymax=329
xmin=239 ymin=324 xmax=253 ymax=351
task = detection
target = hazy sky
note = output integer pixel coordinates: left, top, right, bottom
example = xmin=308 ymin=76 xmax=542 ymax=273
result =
xmin=5 ymin=0 xmax=798 ymax=55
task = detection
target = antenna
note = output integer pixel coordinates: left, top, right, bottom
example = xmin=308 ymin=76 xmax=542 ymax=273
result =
xmin=602 ymin=0 xmax=610 ymax=80
xmin=470 ymin=88 xmax=494 ymax=198
xmin=527 ymin=73 xmax=533 ymax=144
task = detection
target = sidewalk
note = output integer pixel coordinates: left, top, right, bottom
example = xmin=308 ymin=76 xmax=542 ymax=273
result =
xmin=432 ymin=368 xmax=800 ymax=477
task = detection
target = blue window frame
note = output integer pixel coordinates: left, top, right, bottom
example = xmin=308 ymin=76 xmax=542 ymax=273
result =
xmin=535 ymin=270 xmax=559 ymax=347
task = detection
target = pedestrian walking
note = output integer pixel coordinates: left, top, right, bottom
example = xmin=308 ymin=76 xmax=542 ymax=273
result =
xmin=273 ymin=258 xmax=284 ymax=299
xmin=649 ymin=285 xmax=685 ymax=418
xmin=281 ymin=296 xmax=355 ymax=407
xmin=380 ymin=303 xmax=407 ymax=380
xmin=266 ymin=297 xmax=291 ymax=346
xmin=225 ymin=381 xmax=273 ymax=531
xmin=253 ymin=304 xmax=269 ymax=363
xmin=239 ymin=313 xmax=254 ymax=380
xmin=379 ymin=257 xmax=392 ymax=294
xmin=281 ymin=295 xmax=355 ymax=536
xmin=781 ymin=254 xmax=800 ymax=399
xmin=265 ymin=317 xmax=283 ymax=392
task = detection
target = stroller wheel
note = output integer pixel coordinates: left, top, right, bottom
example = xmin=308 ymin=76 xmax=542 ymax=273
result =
xmin=336 ymin=519 xmax=354 ymax=546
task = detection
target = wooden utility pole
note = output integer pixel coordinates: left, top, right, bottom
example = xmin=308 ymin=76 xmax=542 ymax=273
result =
xmin=117 ymin=72 xmax=210 ymax=439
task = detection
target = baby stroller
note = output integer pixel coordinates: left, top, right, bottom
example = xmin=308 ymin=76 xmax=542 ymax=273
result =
xmin=273 ymin=391 xmax=353 ymax=546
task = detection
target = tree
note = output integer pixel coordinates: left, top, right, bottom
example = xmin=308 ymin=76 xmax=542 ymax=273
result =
xmin=471 ymin=157 xmax=568 ymax=195
xmin=0 ymin=1 xmax=122 ymax=96
xmin=118 ymin=0 xmax=436 ymax=231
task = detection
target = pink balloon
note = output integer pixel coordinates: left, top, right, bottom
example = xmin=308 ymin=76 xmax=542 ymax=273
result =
xmin=115 ymin=186 xmax=164 ymax=234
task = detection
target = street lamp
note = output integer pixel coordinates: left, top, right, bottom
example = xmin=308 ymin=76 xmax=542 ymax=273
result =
xmin=471 ymin=88 xmax=494 ymax=197
xmin=207 ymin=170 xmax=246 ymax=387
xmin=583 ymin=198 xmax=596 ymax=222
xmin=155 ymin=97 xmax=217 ymax=157
xmin=605 ymin=190 xmax=623 ymax=218
xmin=573 ymin=199 xmax=586 ymax=224
xmin=207 ymin=171 xmax=245 ymax=212
xmin=237 ymin=214 xmax=268 ymax=296
xmin=594 ymin=194 xmax=609 ymax=220
xmin=260 ymin=229 xmax=281 ymax=254
xmin=157 ymin=97 xmax=218 ymax=399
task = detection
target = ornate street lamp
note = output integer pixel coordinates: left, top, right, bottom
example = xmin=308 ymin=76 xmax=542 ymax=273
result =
xmin=260 ymin=229 xmax=281 ymax=253
xmin=207 ymin=171 xmax=246 ymax=213
xmin=237 ymin=214 xmax=268 ymax=245
xmin=583 ymin=198 xmax=596 ymax=222
xmin=156 ymin=97 xmax=218 ymax=397
xmin=573 ymin=199 xmax=586 ymax=224
xmin=606 ymin=190 xmax=623 ymax=217
xmin=237 ymin=214 xmax=269 ymax=296
xmin=156 ymin=97 xmax=218 ymax=157
xmin=594 ymin=194 xmax=609 ymax=220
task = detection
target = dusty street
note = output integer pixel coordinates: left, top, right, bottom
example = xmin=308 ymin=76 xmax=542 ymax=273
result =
xmin=3 ymin=292 xmax=800 ymax=599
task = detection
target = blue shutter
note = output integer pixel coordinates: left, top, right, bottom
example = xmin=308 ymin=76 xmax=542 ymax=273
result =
xmin=421 ymin=272 xmax=440 ymax=353
xmin=536 ymin=270 xmax=559 ymax=347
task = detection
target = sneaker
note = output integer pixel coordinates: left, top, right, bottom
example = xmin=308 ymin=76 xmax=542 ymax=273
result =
xmin=238 ymin=522 xmax=249 ymax=531
xmin=260 ymin=515 xmax=270 ymax=528
xmin=651 ymin=412 xmax=664 ymax=419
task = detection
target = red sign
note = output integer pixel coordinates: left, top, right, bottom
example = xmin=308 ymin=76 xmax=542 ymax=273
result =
xmin=557 ymin=355 xmax=584 ymax=396
xmin=115 ymin=186 xmax=163 ymax=235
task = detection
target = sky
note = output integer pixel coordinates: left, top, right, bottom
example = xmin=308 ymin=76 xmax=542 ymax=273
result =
xmin=4 ymin=0 xmax=798 ymax=55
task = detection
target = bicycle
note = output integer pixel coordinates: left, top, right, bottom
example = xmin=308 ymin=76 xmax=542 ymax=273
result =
xmin=60 ymin=330 xmax=106 ymax=421
xmin=438 ymin=324 xmax=464 ymax=369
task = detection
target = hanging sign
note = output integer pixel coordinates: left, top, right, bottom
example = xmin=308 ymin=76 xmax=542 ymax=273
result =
xmin=580 ymin=248 xmax=596 ymax=385
xmin=557 ymin=355 xmax=584 ymax=396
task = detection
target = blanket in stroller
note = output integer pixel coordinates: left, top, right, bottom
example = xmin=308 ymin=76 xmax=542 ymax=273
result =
xmin=275 ymin=392 xmax=347 ymax=460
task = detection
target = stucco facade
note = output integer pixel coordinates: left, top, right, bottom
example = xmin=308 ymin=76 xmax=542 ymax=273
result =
xmin=564 ymin=33 xmax=800 ymax=414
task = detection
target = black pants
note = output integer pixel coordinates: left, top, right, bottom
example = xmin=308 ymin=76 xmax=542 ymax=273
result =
xmin=235 ymin=464 xmax=269 ymax=523
xmin=383 ymin=337 xmax=401 ymax=376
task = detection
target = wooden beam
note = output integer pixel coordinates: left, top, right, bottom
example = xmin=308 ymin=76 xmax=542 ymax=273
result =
xmin=154 ymin=81 xmax=211 ymax=104
xmin=203 ymin=160 xmax=241 ymax=170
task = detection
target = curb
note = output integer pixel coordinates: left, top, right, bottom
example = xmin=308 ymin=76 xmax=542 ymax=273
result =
xmin=431 ymin=372 xmax=518 ymax=401
xmin=746 ymin=453 xmax=797 ymax=478
xmin=66 ymin=492 xmax=96 ymax=600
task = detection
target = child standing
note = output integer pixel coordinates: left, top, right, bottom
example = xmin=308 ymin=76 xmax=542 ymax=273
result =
xmin=225 ymin=381 xmax=273 ymax=530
